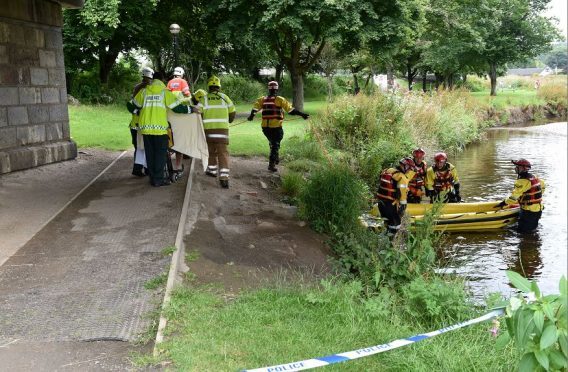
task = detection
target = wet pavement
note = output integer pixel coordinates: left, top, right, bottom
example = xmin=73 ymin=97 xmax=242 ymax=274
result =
xmin=0 ymin=150 xmax=187 ymax=370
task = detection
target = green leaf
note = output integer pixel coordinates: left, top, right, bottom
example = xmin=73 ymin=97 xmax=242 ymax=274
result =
xmin=549 ymin=349 xmax=568 ymax=369
xmin=507 ymin=271 xmax=532 ymax=293
xmin=560 ymin=276 xmax=567 ymax=298
xmin=531 ymin=281 xmax=541 ymax=298
xmin=534 ymin=350 xmax=549 ymax=370
xmin=519 ymin=352 xmax=538 ymax=372
xmin=533 ymin=310 xmax=545 ymax=332
xmin=540 ymin=324 xmax=558 ymax=350
xmin=543 ymin=302 xmax=556 ymax=321
xmin=495 ymin=332 xmax=511 ymax=350
xmin=558 ymin=333 xmax=568 ymax=358
xmin=517 ymin=309 xmax=536 ymax=346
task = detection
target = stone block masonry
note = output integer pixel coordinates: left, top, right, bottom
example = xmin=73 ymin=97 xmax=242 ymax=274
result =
xmin=0 ymin=0 xmax=78 ymax=174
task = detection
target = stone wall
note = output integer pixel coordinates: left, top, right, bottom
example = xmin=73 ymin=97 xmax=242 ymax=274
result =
xmin=0 ymin=0 xmax=77 ymax=174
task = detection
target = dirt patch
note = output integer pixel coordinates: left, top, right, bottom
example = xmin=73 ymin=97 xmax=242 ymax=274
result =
xmin=184 ymin=156 xmax=331 ymax=292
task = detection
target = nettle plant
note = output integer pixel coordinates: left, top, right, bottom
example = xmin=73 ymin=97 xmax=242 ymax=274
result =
xmin=496 ymin=271 xmax=567 ymax=372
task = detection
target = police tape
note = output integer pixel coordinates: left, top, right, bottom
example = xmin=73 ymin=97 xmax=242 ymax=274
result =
xmin=243 ymin=308 xmax=505 ymax=372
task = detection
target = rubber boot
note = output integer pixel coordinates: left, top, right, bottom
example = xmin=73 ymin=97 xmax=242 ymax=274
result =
xmin=268 ymin=163 xmax=277 ymax=172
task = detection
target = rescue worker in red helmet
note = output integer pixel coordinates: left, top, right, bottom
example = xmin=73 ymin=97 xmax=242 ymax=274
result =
xmin=495 ymin=159 xmax=545 ymax=233
xmin=167 ymin=66 xmax=192 ymax=177
xmin=376 ymin=157 xmax=417 ymax=234
xmin=247 ymin=80 xmax=310 ymax=172
xmin=408 ymin=148 xmax=427 ymax=203
xmin=425 ymin=152 xmax=461 ymax=203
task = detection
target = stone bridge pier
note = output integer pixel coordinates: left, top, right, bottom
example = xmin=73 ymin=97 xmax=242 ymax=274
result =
xmin=0 ymin=0 xmax=84 ymax=174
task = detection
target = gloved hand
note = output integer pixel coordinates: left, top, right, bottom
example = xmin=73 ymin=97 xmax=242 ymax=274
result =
xmin=398 ymin=203 xmax=407 ymax=216
xmin=301 ymin=113 xmax=310 ymax=120
xmin=494 ymin=200 xmax=507 ymax=208
xmin=455 ymin=194 xmax=462 ymax=202
xmin=425 ymin=189 xmax=433 ymax=198
xmin=247 ymin=114 xmax=254 ymax=121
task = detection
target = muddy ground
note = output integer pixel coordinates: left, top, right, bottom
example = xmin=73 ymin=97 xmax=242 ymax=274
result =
xmin=183 ymin=156 xmax=332 ymax=292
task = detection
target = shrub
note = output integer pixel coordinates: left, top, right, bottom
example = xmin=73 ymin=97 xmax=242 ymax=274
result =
xmin=401 ymin=276 xmax=472 ymax=325
xmin=299 ymin=164 xmax=369 ymax=234
xmin=459 ymin=76 xmax=489 ymax=92
xmin=217 ymin=75 xmax=265 ymax=104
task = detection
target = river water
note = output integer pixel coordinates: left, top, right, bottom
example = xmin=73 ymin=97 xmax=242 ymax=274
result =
xmin=440 ymin=122 xmax=567 ymax=299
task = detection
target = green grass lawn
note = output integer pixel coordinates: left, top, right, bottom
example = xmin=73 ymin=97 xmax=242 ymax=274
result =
xmin=68 ymin=101 xmax=329 ymax=155
xmin=149 ymin=282 xmax=518 ymax=371
xmin=470 ymin=89 xmax=546 ymax=109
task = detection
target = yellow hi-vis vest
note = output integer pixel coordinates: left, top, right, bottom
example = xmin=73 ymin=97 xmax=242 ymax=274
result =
xmin=132 ymin=80 xmax=182 ymax=135
xmin=198 ymin=92 xmax=235 ymax=131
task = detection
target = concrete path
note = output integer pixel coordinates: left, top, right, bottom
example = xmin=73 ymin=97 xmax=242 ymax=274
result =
xmin=0 ymin=150 xmax=188 ymax=370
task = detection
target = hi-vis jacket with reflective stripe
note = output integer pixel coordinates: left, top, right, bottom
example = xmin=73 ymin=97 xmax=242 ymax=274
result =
xmin=131 ymin=80 xmax=184 ymax=135
xmin=505 ymin=172 xmax=545 ymax=212
xmin=425 ymin=163 xmax=459 ymax=192
xmin=197 ymin=92 xmax=235 ymax=144
xmin=252 ymin=95 xmax=293 ymax=128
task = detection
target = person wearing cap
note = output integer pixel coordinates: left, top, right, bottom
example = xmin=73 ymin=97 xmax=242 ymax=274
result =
xmin=407 ymin=148 xmax=427 ymax=203
xmin=247 ymin=81 xmax=310 ymax=172
xmin=194 ymin=76 xmax=236 ymax=189
xmin=425 ymin=152 xmax=461 ymax=203
xmin=167 ymin=67 xmax=192 ymax=176
xmin=127 ymin=67 xmax=154 ymax=177
xmin=376 ymin=157 xmax=417 ymax=234
xmin=495 ymin=159 xmax=545 ymax=233
xmin=128 ymin=71 xmax=191 ymax=187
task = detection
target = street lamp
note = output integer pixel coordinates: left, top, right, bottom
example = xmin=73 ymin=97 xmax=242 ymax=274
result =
xmin=169 ymin=23 xmax=181 ymax=68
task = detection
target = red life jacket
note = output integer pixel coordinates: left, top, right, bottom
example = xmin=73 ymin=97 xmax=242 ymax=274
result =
xmin=377 ymin=169 xmax=401 ymax=201
xmin=409 ymin=161 xmax=427 ymax=196
xmin=261 ymin=96 xmax=284 ymax=120
xmin=519 ymin=173 xmax=542 ymax=206
xmin=433 ymin=163 xmax=454 ymax=191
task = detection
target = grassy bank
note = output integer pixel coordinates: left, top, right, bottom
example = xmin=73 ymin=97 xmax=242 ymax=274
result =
xmin=155 ymin=279 xmax=518 ymax=371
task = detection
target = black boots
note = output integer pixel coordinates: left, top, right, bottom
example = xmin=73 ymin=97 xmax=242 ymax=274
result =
xmin=220 ymin=179 xmax=229 ymax=188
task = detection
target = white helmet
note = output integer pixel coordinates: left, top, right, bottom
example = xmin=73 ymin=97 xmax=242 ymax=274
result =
xmin=141 ymin=67 xmax=154 ymax=78
xmin=173 ymin=67 xmax=184 ymax=77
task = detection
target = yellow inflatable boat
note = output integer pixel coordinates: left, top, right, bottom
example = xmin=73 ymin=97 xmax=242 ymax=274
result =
xmin=361 ymin=201 xmax=520 ymax=232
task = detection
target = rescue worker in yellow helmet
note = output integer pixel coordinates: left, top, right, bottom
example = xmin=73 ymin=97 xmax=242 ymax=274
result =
xmin=495 ymin=159 xmax=545 ymax=233
xmin=247 ymin=81 xmax=309 ymax=172
xmin=194 ymin=76 xmax=236 ymax=189
xmin=425 ymin=152 xmax=461 ymax=203
xmin=128 ymin=71 xmax=191 ymax=187
xmin=408 ymin=148 xmax=427 ymax=203
xmin=376 ymin=157 xmax=417 ymax=234
xmin=128 ymin=67 xmax=153 ymax=177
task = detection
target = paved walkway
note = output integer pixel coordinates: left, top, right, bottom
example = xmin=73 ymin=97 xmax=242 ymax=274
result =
xmin=0 ymin=151 xmax=188 ymax=370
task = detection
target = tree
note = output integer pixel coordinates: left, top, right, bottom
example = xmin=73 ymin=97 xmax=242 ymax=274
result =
xmin=314 ymin=43 xmax=341 ymax=100
xmin=63 ymin=0 xmax=158 ymax=84
xmin=541 ymin=44 xmax=568 ymax=72
xmin=474 ymin=0 xmax=561 ymax=95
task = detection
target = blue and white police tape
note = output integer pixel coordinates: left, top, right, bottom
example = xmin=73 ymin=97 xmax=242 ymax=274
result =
xmin=244 ymin=308 xmax=505 ymax=372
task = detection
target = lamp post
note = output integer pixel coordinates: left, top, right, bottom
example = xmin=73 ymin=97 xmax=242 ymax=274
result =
xmin=169 ymin=23 xmax=181 ymax=68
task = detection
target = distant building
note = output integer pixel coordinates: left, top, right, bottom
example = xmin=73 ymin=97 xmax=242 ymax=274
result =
xmin=507 ymin=66 xmax=556 ymax=76
xmin=0 ymin=0 xmax=84 ymax=174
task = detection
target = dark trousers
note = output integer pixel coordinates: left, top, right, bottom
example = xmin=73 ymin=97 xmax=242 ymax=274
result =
xmin=130 ymin=129 xmax=145 ymax=174
xmin=518 ymin=209 xmax=542 ymax=233
xmin=262 ymin=127 xmax=284 ymax=165
xmin=143 ymin=134 xmax=169 ymax=186
xmin=378 ymin=199 xmax=401 ymax=233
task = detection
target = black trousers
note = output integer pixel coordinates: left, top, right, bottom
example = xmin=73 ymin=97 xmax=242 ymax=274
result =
xmin=377 ymin=199 xmax=401 ymax=233
xmin=130 ymin=129 xmax=145 ymax=174
xmin=262 ymin=127 xmax=284 ymax=165
xmin=518 ymin=209 xmax=542 ymax=233
xmin=143 ymin=134 xmax=169 ymax=186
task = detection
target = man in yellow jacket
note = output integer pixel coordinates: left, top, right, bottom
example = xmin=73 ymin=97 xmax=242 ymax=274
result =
xmin=247 ymin=81 xmax=309 ymax=172
xmin=129 ymin=67 xmax=153 ymax=177
xmin=376 ymin=157 xmax=416 ymax=234
xmin=425 ymin=152 xmax=461 ymax=203
xmin=195 ymin=76 xmax=235 ymax=189
xmin=495 ymin=159 xmax=545 ymax=233
xmin=128 ymin=71 xmax=190 ymax=187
